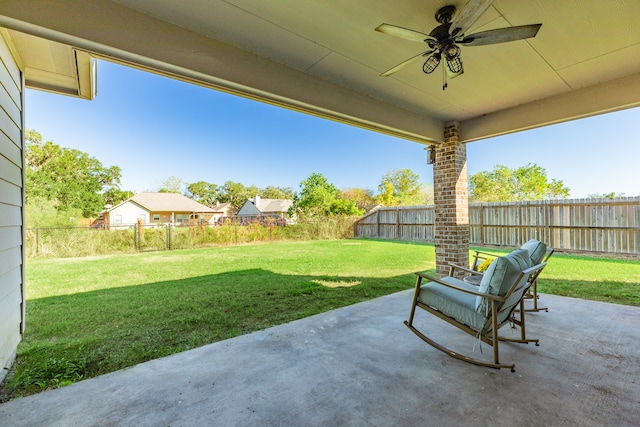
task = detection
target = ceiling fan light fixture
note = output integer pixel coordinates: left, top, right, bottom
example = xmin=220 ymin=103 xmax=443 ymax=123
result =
xmin=443 ymin=43 xmax=462 ymax=73
xmin=423 ymin=53 xmax=441 ymax=74
xmin=443 ymin=43 xmax=460 ymax=60
xmin=446 ymin=56 xmax=463 ymax=73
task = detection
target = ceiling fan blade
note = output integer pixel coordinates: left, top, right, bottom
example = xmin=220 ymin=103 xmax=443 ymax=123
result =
xmin=380 ymin=50 xmax=435 ymax=77
xmin=460 ymin=24 xmax=542 ymax=46
xmin=449 ymin=0 xmax=494 ymax=38
xmin=375 ymin=24 xmax=437 ymax=44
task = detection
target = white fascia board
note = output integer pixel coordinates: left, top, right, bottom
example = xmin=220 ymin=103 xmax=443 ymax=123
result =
xmin=460 ymin=72 xmax=640 ymax=143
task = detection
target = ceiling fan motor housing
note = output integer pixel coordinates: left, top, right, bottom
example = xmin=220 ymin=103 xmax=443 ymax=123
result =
xmin=429 ymin=23 xmax=453 ymax=45
xmin=435 ymin=5 xmax=456 ymax=24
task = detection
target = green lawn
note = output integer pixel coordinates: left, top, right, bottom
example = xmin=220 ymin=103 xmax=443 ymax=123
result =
xmin=2 ymin=239 xmax=638 ymax=400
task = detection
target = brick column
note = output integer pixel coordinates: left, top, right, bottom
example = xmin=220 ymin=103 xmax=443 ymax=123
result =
xmin=433 ymin=121 xmax=469 ymax=277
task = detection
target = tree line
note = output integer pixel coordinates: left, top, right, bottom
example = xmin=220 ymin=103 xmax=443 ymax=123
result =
xmin=24 ymin=130 xmax=433 ymax=226
xmin=164 ymin=168 xmax=433 ymax=218
xmin=29 ymin=128 xmax=630 ymax=228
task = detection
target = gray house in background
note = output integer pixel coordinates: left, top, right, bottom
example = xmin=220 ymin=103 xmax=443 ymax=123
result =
xmin=236 ymin=196 xmax=293 ymax=224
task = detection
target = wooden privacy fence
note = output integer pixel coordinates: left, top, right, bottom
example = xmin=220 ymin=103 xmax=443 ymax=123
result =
xmin=354 ymin=197 xmax=640 ymax=257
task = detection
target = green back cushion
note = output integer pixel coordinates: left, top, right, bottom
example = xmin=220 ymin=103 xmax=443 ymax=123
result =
xmin=475 ymin=249 xmax=532 ymax=315
xmin=520 ymin=239 xmax=547 ymax=264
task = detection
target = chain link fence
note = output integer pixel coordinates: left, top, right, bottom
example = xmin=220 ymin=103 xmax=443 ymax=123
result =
xmin=26 ymin=217 xmax=359 ymax=259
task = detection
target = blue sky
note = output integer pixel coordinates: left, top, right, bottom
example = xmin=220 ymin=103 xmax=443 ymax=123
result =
xmin=25 ymin=60 xmax=640 ymax=198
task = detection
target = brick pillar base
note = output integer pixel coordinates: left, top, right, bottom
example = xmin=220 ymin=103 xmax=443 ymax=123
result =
xmin=434 ymin=122 xmax=469 ymax=277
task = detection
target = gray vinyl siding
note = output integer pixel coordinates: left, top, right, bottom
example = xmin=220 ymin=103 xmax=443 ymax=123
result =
xmin=0 ymin=34 xmax=24 ymax=382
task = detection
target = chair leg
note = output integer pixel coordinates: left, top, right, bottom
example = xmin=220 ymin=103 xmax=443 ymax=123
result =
xmin=406 ymin=276 xmax=422 ymax=327
xmin=525 ymin=280 xmax=548 ymax=312
xmin=404 ymin=320 xmax=516 ymax=371
xmin=405 ymin=298 xmax=517 ymax=371
xmin=500 ymin=300 xmax=540 ymax=346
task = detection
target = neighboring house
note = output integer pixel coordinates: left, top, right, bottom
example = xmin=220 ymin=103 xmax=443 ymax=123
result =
xmin=236 ymin=196 xmax=293 ymax=224
xmin=212 ymin=202 xmax=235 ymax=224
xmin=103 ymin=192 xmax=217 ymax=228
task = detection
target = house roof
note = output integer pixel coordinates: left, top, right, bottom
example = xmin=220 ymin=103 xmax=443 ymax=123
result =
xmin=254 ymin=198 xmax=293 ymax=214
xmin=113 ymin=192 xmax=216 ymax=213
xmin=212 ymin=202 xmax=233 ymax=214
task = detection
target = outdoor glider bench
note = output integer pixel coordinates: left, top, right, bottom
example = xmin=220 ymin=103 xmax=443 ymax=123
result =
xmin=405 ymin=244 xmax=548 ymax=371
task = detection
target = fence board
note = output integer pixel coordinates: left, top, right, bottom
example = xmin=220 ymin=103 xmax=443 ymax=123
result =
xmin=354 ymin=198 xmax=640 ymax=257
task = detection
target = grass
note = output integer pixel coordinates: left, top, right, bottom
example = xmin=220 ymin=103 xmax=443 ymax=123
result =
xmin=2 ymin=239 xmax=435 ymax=400
xmin=2 ymin=239 xmax=639 ymax=400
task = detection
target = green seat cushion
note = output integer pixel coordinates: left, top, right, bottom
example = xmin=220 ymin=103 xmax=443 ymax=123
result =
xmin=475 ymin=249 xmax=532 ymax=316
xmin=520 ymin=239 xmax=547 ymax=265
xmin=419 ymin=277 xmax=488 ymax=331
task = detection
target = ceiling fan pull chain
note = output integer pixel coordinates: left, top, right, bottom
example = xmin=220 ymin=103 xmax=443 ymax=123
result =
xmin=442 ymin=64 xmax=448 ymax=91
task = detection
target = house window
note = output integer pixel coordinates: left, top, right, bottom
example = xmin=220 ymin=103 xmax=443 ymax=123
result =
xmin=114 ymin=214 xmax=122 ymax=225
xmin=138 ymin=214 xmax=147 ymax=223
xmin=176 ymin=214 xmax=189 ymax=223
xmin=153 ymin=214 xmax=160 ymax=221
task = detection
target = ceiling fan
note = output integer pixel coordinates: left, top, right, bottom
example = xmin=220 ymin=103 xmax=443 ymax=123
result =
xmin=375 ymin=0 xmax=541 ymax=87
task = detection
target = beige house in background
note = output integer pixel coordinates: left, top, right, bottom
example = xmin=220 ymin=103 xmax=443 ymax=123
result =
xmin=103 ymin=192 xmax=217 ymax=227
xmin=236 ymin=196 xmax=293 ymax=224
xmin=211 ymin=202 xmax=235 ymax=224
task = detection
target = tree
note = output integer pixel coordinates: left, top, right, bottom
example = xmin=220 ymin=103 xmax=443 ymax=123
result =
xmin=217 ymin=181 xmax=260 ymax=212
xmin=186 ymin=181 xmax=220 ymax=207
xmin=25 ymin=129 xmax=129 ymax=217
xmin=158 ymin=176 xmax=185 ymax=193
xmin=100 ymin=165 xmax=133 ymax=206
xmin=25 ymin=197 xmax=83 ymax=228
xmin=328 ymin=198 xmax=364 ymax=216
xmin=586 ymin=192 xmax=626 ymax=199
xmin=469 ymin=163 xmax=570 ymax=202
xmin=103 ymin=188 xmax=134 ymax=207
xmin=261 ymin=185 xmax=295 ymax=200
xmin=290 ymin=172 xmax=363 ymax=217
xmin=339 ymin=187 xmax=377 ymax=212
xmin=376 ymin=168 xmax=429 ymax=206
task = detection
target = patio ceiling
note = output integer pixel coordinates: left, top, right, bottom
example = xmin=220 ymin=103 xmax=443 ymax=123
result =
xmin=1 ymin=0 xmax=639 ymax=144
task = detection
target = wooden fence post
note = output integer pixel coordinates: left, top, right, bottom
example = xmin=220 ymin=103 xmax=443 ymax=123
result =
xmin=545 ymin=201 xmax=551 ymax=249
xmin=480 ymin=205 xmax=485 ymax=246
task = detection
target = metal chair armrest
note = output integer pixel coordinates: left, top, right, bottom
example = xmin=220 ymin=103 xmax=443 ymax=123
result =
xmin=414 ymin=271 xmax=503 ymax=301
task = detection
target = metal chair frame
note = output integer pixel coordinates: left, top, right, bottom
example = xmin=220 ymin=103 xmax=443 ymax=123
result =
xmin=405 ymin=262 xmax=547 ymax=371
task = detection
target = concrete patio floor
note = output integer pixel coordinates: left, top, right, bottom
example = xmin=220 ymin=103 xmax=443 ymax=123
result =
xmin=1 ymin=291 xmax=639 ymax=426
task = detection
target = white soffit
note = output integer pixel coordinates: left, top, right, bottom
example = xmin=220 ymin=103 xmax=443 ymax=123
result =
xmin=3 ymin=29 xmax=96 ymax=100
